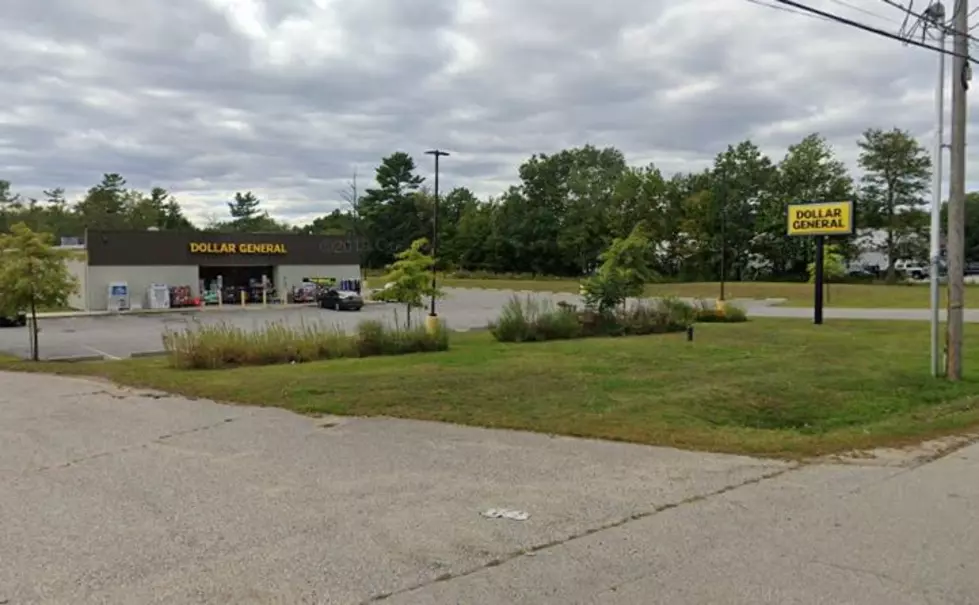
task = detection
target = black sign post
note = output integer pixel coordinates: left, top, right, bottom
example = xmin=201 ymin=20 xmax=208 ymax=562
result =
xmin=786 ymin=201 xmax=854 ymax=326
xmin=813 ymin=235 xmax=825 ymax=325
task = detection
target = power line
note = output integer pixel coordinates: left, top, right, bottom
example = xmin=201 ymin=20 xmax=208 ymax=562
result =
xmin=766 ymin=0 xmax=978 ymax=61
xmin=880 ymin=0 xmax=979 ymax=40
xmin=828 ymin=0 xmax=901 ymax=23
xmin=743 ymin=0 xmax=831 ymax=21
xmin=879 ymin=0 xmax=941 ymax=29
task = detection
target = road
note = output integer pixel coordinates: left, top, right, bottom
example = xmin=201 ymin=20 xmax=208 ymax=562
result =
xmin=0 ymin=288 xmax=976 ymax=360
xmin=1 ymin=371 xmax=976 ymax=604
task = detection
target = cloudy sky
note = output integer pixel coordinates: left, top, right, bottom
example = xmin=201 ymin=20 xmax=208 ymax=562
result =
xmin=0 ymin=0 xmax=973 ymax=225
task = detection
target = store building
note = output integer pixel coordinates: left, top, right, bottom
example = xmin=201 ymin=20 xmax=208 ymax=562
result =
xmin=70 ymin=230 xmax=361 ymax=311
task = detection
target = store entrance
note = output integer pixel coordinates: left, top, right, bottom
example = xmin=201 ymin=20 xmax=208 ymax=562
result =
xmin=199 ymin=265 xmax=275 ymax=305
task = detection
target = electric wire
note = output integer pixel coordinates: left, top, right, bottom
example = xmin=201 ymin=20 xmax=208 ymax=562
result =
xmin=764 ymin=0 xmax=977 ymax=61
xmin=743 ymin=0 xmax=831 ymax=21
xmin=827 ymin=0 xmax=901 ymax=22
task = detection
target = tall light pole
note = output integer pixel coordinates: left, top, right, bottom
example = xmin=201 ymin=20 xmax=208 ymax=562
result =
xmin=925 ymin=1 xmax=947 ymax=377
xmin=425 ymin=149 xmax=449 ymax=318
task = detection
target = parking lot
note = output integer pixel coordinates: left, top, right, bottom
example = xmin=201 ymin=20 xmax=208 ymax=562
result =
xmin=0 ymin=288 xmax=586 ymax=360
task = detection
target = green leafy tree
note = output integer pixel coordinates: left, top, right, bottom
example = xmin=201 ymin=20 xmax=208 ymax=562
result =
xmin=74 ymin=173 xmax=129 ymax=230
xmin=228 ymin=191 xmax=263 ymax=231
xmin=0 ymin=223 xmax=79 ymax=360
xmin=857 ymin=128 xmax=931 ymax=283
xmin=581 ymin=225 xmax=654 ymax=312
xmin=760 ymin=134 xmax=853 ymax=279
xmin=807 ymin=243 xmax=846 ymax=283
xmin=807 ymin=243 xmax=846 ymax=304
xmin=710 ymin=141 xmax=777 ymax=282
xmin=359 ymin=152 xmax=427 ymax=267
xmin=942 ymin=193 xmax=979 ymax=262
xmin=373 ymin=238 xmax=443 ymax=327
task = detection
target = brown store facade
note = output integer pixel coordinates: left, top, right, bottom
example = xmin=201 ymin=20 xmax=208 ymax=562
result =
xmin=71 ymin=230 xmax=361 ymax=311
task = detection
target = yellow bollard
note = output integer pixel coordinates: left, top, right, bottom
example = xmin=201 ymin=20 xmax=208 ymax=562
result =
xmin=715 ymin=298 xmax=726 ymax=317
xmin=425 ymin=314 xmax=440 ymax=334
xmin=240 ymin=290 xmax=246 ymax=307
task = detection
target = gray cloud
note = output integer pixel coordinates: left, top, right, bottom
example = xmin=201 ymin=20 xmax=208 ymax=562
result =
xmin=0 ymin=0 xmax=972 ymax=225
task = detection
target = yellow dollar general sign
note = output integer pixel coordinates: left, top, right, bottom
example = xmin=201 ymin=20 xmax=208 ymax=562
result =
xmin=189 ymin=242 xmax=288 ymax=254
xmin=786 ymin=201 xmax=854 ymax=236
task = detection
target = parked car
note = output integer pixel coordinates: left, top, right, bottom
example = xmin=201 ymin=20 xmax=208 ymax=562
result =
xmin=0 ymin=310 xmax=27 ymax=328
xmin=902 ymin=264 xmax=928 ymax=280
xmin=846 ymin=264 xmax=878 ymax=279
xmin=317 ymin=288 xmax=364 ymax=311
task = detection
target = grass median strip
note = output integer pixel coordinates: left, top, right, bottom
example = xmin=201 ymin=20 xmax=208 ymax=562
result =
xmin=4 ymin=319 xmax=979 ymax=457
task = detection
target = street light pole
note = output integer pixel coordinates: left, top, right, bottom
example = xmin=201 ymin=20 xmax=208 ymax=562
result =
xmin=925 ymin=1 xmax=947 ymax=377
xmin=425 ymin=149 xmax=450 ymax=318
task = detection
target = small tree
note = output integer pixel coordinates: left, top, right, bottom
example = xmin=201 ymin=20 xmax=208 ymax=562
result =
xmin=0 ymin=223 xmax=79 ymax=360
xmin=580 ymin=225 xmax=654 ymax=312
xmin=807 ymin=242 xmax=846 ymax=304
xmin=373 ymin=238 xmax=443 ymax=327
xmin=807 ymin=243 xmax=845 ymax=283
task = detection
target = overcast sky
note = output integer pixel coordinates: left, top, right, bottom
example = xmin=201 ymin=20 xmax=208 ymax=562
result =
xmin=1 ymin=0 xmax=973 ymax=225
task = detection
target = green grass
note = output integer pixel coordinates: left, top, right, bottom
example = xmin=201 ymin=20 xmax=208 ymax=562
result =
xmin=430 ymin=277 xmax=971 ymax=309
xmin=6 ymin=319 xmax=979 ymax=458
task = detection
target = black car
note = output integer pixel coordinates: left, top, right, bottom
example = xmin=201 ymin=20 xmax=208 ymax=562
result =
xmin=0 ymin=311 xmax=27 ymax=328
xmin=317 ymin=288 xmax=364 ymax=311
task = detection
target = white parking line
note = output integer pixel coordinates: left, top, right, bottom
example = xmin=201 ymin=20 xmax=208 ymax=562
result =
xmin=83 ymin=346 xmax=121 ymax=361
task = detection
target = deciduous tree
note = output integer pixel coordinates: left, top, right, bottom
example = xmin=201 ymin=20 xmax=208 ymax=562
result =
xmin=373 ymin=238 xmax=443 ymax=327
xmin=857 ymin=128 xmax=931 ymax=283
xmin=0 ymin=223 xmax=79 ymax=360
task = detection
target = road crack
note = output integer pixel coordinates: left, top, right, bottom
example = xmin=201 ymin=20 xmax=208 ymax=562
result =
xmin=362 ymin=464 xmax=801 ymax=603
xmin=18 ymin=417 xmax=238 ymax=478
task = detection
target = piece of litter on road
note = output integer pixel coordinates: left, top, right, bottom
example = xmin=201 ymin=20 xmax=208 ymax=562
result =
xmin=481 ymin=508 xmax=530 ymax=521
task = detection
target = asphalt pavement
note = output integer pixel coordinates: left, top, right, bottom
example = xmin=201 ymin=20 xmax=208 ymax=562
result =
xmin=0 ymin=287 xmax=975 ymax=360
xmin=0 ymin=288 xmax=563 ymax=360
xmin=2 ymin=370 xmax=976 ymax=604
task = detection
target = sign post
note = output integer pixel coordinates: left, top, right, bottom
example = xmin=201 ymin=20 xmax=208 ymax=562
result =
xmin=786 ymin=201 xmax=854 ymax=325
xmin=813 ymin=235 xmax=825 ymax=325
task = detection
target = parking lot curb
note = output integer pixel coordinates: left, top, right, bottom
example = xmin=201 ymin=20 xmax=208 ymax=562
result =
xmin=46 ymin=355 xmax=105 ymax=363
xmin=130 ymin=351 xmax=168 ymax=359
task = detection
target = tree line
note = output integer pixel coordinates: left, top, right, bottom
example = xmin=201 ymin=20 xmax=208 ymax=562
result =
xmin=4 ymin=127 xmax=979 ymax=282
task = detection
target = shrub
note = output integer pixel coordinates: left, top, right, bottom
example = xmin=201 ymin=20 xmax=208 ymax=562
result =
xmin=490 ymin=295 xmax=696 ymax=342
xmin=488 ymin=295 xmax=581 ymax=342
xmin=692 ymin=299 xmax=748 ymax=323
xmin=162 ymin=319 xmax=449 ymax=369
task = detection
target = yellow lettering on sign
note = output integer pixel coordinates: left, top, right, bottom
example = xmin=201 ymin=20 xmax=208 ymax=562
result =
xmin=786 ymin=201 xmax=854 ymax=237
xmin=188 ymin=242 xmax=288 ymax=254
xmin=189 ymin=242 xmax=236 ymax=253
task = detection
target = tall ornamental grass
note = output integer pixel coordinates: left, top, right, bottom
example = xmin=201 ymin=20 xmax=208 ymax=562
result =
xmin=162 ymin=319 xmax=449 ymax=369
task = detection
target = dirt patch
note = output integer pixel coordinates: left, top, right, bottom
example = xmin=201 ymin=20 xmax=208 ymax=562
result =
xmin=819 ymin=433 xmax=979 ymax=467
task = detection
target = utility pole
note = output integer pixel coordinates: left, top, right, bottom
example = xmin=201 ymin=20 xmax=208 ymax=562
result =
xmin=946 ymin=0 xmax=969 ymax=380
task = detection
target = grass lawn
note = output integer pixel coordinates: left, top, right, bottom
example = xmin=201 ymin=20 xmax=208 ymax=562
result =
xmin=436 ymin=277 xmax=971 ymax=309
xmin=5 ymin=319 xmax=979 ymax=458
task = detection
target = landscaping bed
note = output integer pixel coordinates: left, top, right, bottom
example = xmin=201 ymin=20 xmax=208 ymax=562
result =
xmin=488 ymin=295 xmax=745 ymax=343
xmin=162 ymin=319 xmax=449 ymax=369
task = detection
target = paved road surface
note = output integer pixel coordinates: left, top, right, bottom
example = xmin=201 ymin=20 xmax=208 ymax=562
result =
xmin=2 ymin=371 xmax=976 ymax=604
xmin=0 ymin=288 xmax=975 ymax=360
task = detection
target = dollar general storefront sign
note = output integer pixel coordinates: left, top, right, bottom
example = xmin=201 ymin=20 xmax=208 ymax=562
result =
xmin=786 ymin=201 xmax=854 ymax=237
xmin=189 ymin=242 xmax=288 ymax=254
